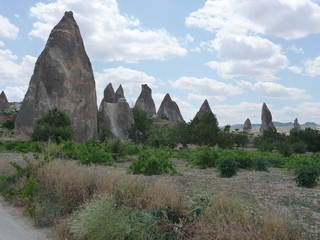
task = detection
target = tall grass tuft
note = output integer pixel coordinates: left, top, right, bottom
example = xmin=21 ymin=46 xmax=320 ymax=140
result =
xmin=185 ymin=194 xmax=303 ymax=240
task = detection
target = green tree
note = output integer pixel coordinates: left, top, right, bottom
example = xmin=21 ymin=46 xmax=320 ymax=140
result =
xmin=174 ymin=121 xmax=190 ymax=147
xmin=31 ymin=108 xmax=74 ymax=144
xmin=189 ymin=112 xmax=220 ymax=147
xmin=127 ymin=108 xmax=153 ymax=145
xmin=144 ymin=125 xmax=177 ymax=148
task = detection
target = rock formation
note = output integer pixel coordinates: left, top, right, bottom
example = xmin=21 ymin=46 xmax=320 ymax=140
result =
xmin=99 ymin=83 xmax=134 ymax=141
xmin=15 ymin=11 xmax=98 ymax=142
xmin=156 ymin=93 xmax=184 ymax=122
xmin=259 ymin=103 xmax=276 ymax=132
xmin=243 ymin=118 xmax=252 ymax=132
xmin=0 ymin=91 xmax=10 ymax=109
xmin=293 ymin=118 xmax=301 ymax=130
xmin=133 ymin=84 xmax=156 ymax=116
xmin=195 ymin=99 xmax=213 ymax=118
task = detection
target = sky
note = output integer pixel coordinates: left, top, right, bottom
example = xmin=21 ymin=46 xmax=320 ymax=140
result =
xmin=0 ymin=0 xmax=320 ymax=126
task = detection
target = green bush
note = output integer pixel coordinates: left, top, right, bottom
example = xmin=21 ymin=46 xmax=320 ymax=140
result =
xmin=144 ymin=125 xmax=177 ymax=149
xmin=31 ymin=108 xmax=74 ymax=144
xmin=191 ymin=146 xmax=219 ymax=169
xmin=254 ymin=157 xmax=269 ymax=172
xmin=285 ymin=153 xmax=320 ymax=170
xmin=2 ymin=119 xmax=15 ymax=130
xmin=292 ymin=141 xmax=308 ymax=154
xmin=128 ymin=148 xmax=178 ymax=175
xmin=62 ymin=139 xmax=113 ymax=165
xmin=68 ymin=194 xmax=157 ymax=240
xmin=2 ymin=140 xmax=42 ymax=153
xmin=294 ymin=163 xmax=320 ymax=188
xmin=234 ymin=149 xmax=254 ymax=169
xmin=218 ymin=157 xmax=238 ymax=178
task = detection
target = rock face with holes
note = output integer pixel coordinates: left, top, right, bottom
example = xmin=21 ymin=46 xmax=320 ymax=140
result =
xmin=293 ymin=118 xmax=301 ymax=130
xmin=99 ymin=83 xmax=133 ymax=141
xmin=15 ymin=11 xmax=98 ymax=142
xmin=133 ymin=84 xmax=156 ymax=116
xmin=156 ymin=93 xmax=184 ymax=122
xmin=243 ymin=118 xmax=252 ymax=132
xmin=195 ymin=99 xmax=213 ymax=118
xmin=0 ymin=91 xmax=10 ymax=110
xmin=259 ymin=103 xmax=276 ymax=132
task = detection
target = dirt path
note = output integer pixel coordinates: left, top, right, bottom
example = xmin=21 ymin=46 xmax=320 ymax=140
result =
xmin=0 ymin=195 xmax=51 ymax=240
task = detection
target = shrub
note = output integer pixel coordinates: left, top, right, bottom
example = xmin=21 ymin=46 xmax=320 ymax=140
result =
xmin=234 ymin=149 xmax=254 ymax=169
xmin=144 ymin=125 xmax=177 ymax=148
xmin=31 ymin=108 xmax=74 ymax=144
xmin=292 ymin=141 xmax=308 ymax=154
xmin=218 ymin=157 xmax=238 ymax=178
xmin=62 ymin=139 xmax=113 ymax=165
xmin=294 ymin=163 xmax=320 ymax=188
xmin=254 ymin=157 xmax=269 ymax=172
xmin=128 ymin=148 xmax=179 ymax=175
xmin=2 ymin=119 xmax=15 ymax=130
xmin=68 ymin=194 xmax=157 ymax=240
xmin=191 ymin=146 xmax=219 ymax=169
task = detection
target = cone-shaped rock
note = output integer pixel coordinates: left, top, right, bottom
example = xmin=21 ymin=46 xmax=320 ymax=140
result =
xmin=114 ymin=85 xmax=124 ymax=103
xmin=294 ymin=118 xmax=301 ymax=130
xmin=99 ymin=83 xmax=133 ymax=140
xmin=156 ymin=93 xmax=184 ymax=122
xmin=101 ymin=83 xmax=115 ymax=104
xmin=15 ymin=11 xmax=98 ymax=142
xmin=259 ymin=103 xmax=275 ymax=132
xmin=133 ymin=84 xmax=156 ymax=116
xmin=243 ymin=118 xmax=252 ymax=132
xmin=0 ymin=91 xmax=10 ymax=109
xmin=195 ymin=99 xmax=213 ymax=118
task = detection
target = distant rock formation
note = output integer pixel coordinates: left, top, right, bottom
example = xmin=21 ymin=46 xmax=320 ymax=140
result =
xmin=0 ymin=91 xmax=10 ymax=109
xmin=195 ymin=99 xmax=213 ymax=118
xmin=134 ymin=84 xmax=156 ymax=116
xmin=259 ymin=103 xmax=276 ymax=132
xmin=15 ymin=11 xmax=98 ymax=142
xmin=99 ymin=83 xmax=134 ymax=141
xmin=156 ymin=93 xmax=184 ymax=122
xmin=243 ymin=118 xmax=252 ymax=132
xmin=293 ymin=118 xmax=301 ymax=130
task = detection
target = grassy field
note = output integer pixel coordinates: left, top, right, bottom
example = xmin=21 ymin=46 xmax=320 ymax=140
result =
xmin=1 ymin=151 xmax=320 ymax=239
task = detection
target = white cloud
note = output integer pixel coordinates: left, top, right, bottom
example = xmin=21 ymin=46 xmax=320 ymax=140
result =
xmin=213 ymin=102 xmax=263 ymax=125
xmin=4 ymin=86 xmax=28 ymax=102
xmin=304 ymin=56 xmax=320 ymax=77
xmin=287 ymin=44 xmax=304 ymax=54
xmin=95 ymin=66 xmax=157 ymax=104
xmin=0 ymin=15 xmax=19 ymax=39
xmin=288 ymin=65 xmax=302 ymax=74
xmin=170 ymin=76 xmax=242 ymax=101
xmin=206 ymin=34 xmax=288 ymax=80
xmin=29 ymin=0 xmax=187 ymax=63
xmin=240 ymin=81 xmax=310 ymax=99
xmin=185 ymin=0 xmax=320 ymax=40
xmin=186 ymin=34 xmax=194 ymax=42
xmin=0 ymin=48 xmax=36 ymax=87
xmin=190 ymin=47 xmax=201 ymax=52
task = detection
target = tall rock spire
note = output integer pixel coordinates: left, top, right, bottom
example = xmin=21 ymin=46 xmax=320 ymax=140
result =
xmin=15 ymin=11 xmax=98 ymax=142
xmin=194 ymin=99 xmax=213 ymax=119
xmin=0 ymin=91 xmax=10 ymax=110
xmin=133 ymin=84 xmax=156 ymax=116
xmin=259 ymin=103 xmax=275 ymax=132
xmin=156 ymin=93 xmax=184 ymax=122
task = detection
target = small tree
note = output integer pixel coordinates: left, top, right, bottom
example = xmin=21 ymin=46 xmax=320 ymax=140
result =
xmin=31 ymin=108 xmax=74 ymax=144
xmin=127 ymin=108 xmax=152 ymax=145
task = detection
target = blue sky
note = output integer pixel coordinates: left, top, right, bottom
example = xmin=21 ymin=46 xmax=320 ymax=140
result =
xmin=1 ymin=0 xmax=320 ymax=125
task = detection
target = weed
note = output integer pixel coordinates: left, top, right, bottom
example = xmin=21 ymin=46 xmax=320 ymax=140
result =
xmin=294 ymin=163 xmax=320 ymax=188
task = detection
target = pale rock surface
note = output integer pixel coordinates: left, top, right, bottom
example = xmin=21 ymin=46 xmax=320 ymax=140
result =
xmin=0 ymin=91 xmax=10 ymax=110
xmin=294 ymin=118 xmax=301 ymax=130
xmin=259 ymin=103 xmax=276 ymax=132
xmin=15 ymin=11 xmax=98 ymax=142
xmin=195 ymin=99 xmax=213 ymax=119
xmin=133 ymin=84 xmax=156 ymax=116
xmin=243 ymin=118 xmax=252 ymax=132
xmin=99 ymin=83 xmax=133 ymax=140
xmin=156 ymin=93 xmax=184 ymax=122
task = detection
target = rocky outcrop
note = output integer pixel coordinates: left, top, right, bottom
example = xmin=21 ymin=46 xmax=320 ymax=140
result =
xmin=133 ymin=84 xmax=156 ymax=116
xmin=259 ymin=103 xmax=275 ymax=132
xmin=243 ymin=118 xmax=252 ymax=132
xmin=195 ymin=99 xmax=213 ymax=118
xmin=15 ymin=11 xmax=98 ymax=142
xmin=156 ymin=93 xmax=184 ymax=123
xmin=294 ymin=118 xmax=301 ymax=130
xmin=99 ymin=83 xmax=134 ymax=141
xmin=0 ymin=91 xmax=10 ymax=110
